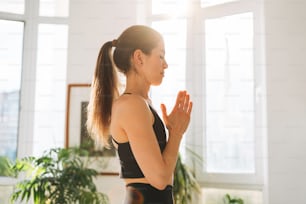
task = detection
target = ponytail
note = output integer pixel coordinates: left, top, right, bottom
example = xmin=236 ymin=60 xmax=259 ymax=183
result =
xmin=87 ymin=41 xmax=118 ymax=147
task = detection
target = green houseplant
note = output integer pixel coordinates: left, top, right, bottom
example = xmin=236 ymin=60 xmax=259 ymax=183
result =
xmin=173 ymin=153 xmax=201 ymax=204
xmin=0 ymin=156 xmax=15 ymax=177
xmin=224 ymin=193 xmax=244 ymax=204
xmin=10 ymin=147 xmax=109 ymax=204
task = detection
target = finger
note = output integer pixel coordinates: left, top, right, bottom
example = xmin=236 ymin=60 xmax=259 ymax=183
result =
xmin=183 ymin=94 xmax=190 ymax=112
xmin=160 ymin=103 xmax=168 ymax=120
xmin=187 ymin=101 xmax=193 ymax=115
xmin=174 ymin=91 xmax=183 ymax=109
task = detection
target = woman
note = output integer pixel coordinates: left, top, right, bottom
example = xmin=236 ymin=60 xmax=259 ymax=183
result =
xmin=87 ymin=25 xmax=192 ymax=204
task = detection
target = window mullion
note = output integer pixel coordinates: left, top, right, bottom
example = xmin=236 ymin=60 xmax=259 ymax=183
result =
xmin=0 ymin=12 xmax=24 ymax=21
xmin=17 ymin=0 xmax=39 ymax=157
xmin=38 ymin=16 xmax=68 ymax=24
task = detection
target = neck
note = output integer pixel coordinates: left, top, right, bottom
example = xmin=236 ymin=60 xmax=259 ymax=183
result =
xmin=125 ymin=73 xmax=150 ymax=99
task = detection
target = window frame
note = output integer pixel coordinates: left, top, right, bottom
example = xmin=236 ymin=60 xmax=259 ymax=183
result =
xmin=196 ymin=0 xmax=266 ymax=188
xmin=0 ymin=0 xmax=69 ymax=183
xmin=148 ymin=0 xmax=266 ymax=189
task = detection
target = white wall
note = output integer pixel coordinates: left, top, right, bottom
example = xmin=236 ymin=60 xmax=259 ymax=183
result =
xmin=67 ymin=0 xmax=146 ymax=84
xmin=67 ymin=0 xmax=146 ymax=202
xmin=264 ymin=0 xmax=306 ymax=203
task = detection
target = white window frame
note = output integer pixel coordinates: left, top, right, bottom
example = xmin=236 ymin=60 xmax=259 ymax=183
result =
xmin=191 ymin=0 xmax=266 ymax=189
xmin=148 ymin=0 xmax=267 ymax=190
xmin=0 ymin=0 xmax=68 ymax=168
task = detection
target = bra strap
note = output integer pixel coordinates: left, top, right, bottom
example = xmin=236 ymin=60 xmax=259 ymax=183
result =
xmin=112 ymin=137 xmax=120 ymax=145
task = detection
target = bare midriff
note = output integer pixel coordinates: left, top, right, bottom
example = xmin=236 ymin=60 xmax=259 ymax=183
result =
xmin=124 ymin=177 xmax=173 ymax=187
xmin=124 ymin=177 xmax=149 ymax=185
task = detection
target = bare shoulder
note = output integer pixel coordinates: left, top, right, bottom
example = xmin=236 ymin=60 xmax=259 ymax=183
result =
xmin=112 ymin=94 xmax=151 ymax=118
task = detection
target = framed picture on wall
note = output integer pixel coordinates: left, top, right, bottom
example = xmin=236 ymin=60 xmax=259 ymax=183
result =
xmin=65 ymin=83 xmax=119 ymax=175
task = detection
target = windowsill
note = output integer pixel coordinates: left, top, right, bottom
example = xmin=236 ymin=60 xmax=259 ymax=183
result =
xmin=0 ymin=177 xmax=17 ymax=185
xmin=0 ymin=178 xmax=16 ymax=204
xmin=201 ymin=186 xmax=263 ymax=204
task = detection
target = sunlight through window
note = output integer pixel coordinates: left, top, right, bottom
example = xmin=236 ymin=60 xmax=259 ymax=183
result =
xmin=201 ymin=0 xmax=238 ymax=8
xmin=152 ymin=0 xmax=188 ymax=15
xmin=0 ymin=0 xmax=24 ymax=14
xmin=204 ymin=12 xmax=255 ymax=173
xmin=0 ymin=20 xmax=24 ymax=160
xmin=33 ymin=24 xmax=68 ymax=156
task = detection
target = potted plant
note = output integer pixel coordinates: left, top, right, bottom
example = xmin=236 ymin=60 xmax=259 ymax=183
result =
xmin=173 ymin=153 xmax=201 ymax=204
xmin=224 ymin=193 xmax=244 ymax=204
xmin=10 ymin=147 xmax=109 ymax=204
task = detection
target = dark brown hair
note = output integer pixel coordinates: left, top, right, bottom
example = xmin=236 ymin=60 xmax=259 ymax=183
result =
xmin=87 ymin=25 xmax=162 ymax=146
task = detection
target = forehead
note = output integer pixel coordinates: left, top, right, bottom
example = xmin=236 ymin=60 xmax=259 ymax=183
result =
xmin=152 ymin=41 xmax=165 ymax=53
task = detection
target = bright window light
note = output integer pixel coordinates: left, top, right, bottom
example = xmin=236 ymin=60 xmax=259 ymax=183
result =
xmin=204 ymin=12 xmax=255 ymax=173
xmin=151 ymin=19 xmax=187 ymax=113
xmin=151 ymin=19 xmax=187 ymax=155
xmin=201 ymin=0 xmax=238 ymax=8
xmin=39 ymin=0 xmax=69 ymax=17
xmin=0 ymin=20 xmax=24 ymax=160
xmin=152 ymin=0 xmax=188 ymax=15
xmin=33 ymin=24 xmax=68 ymax=156
xmin=0 ymin=0 xmax=24 ymax=14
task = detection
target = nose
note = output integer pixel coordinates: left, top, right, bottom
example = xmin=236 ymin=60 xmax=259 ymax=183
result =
xmin=163 ymin=59 xmax=168 ymax=69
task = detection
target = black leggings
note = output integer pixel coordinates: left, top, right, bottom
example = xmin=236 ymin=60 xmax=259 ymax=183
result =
xmin=124 ymin=183 xmax=174 ymax=204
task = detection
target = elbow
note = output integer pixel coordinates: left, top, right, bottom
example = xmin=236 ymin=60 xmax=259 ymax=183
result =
xmin=154 ymin=183 xmax=168 ymax=191
xmin=151 ymin=182 xmax=169 ymax=191
xmin=147 ymin=175 xmax=171 ymax=190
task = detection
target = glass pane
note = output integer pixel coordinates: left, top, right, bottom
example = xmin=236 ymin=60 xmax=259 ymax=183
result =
xmin=151 ymin=20 xmax=187 ymax=154
xmin=204 ymin=13 xmax=255 ymax=173
xmin=0 ymin=20 xmax=24 ymax=161
xmin=201 ymin=0 xmax=237 ymax=8
xmin=0 ymin=0 xmax=24 ymax=14
xmin=33 ymin=24 xmax=68 ymax=156
xmin=151 ymin=19 xmax=187 ymax=111
xmin=152 ymin=0 xmax=187 ymax=15
xmin=39 ymin=0 xmax=69 ymax=17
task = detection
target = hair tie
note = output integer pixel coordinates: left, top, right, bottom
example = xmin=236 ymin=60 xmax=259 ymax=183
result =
xmin=112 ymin=39 xmax=118 ymax=47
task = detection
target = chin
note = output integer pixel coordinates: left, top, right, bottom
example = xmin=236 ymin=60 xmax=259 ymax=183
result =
xmin=152 ymin=81 xmax=163 ymax=86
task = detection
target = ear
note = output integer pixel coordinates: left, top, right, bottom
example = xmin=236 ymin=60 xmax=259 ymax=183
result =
xmin=132 ymin=49 xmax=144 ymax=67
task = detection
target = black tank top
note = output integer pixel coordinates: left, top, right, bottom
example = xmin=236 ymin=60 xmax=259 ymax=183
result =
xmin=112 ymin=105 xmax=167 ymax=178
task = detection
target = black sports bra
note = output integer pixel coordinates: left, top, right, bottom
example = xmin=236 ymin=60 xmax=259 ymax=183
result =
xmin=112 ymin=105 xmax=167 ymax=178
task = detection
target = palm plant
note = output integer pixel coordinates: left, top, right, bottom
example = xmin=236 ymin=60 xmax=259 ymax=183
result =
xmin=173 ymin=153 xmax=201 ymax=204
xmin=224 ymin=194 xmax=244 ymax=204
xmin=11 ymin=147 xmax=109 ymax=204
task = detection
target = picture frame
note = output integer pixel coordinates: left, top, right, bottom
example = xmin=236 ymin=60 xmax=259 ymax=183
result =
xmin=65 ymin=83 xmax=119 ymax=176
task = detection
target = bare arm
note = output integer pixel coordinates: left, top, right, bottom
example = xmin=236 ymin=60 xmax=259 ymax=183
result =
xmin=160 ymin=90 xmax=193 ymax=185
xmin=115 ymin=91 xmax=192 ymax=190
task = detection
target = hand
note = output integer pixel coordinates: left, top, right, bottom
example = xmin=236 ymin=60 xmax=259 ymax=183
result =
xmin=160 ymin=90 xmax=193 ymax=137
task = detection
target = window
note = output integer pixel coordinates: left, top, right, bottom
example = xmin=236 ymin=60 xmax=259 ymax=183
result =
xmin=205 ymin=12 xmax=255 ymax=174
xmin=196 ymin=1 xmax=265 ymax=188
xmin=0 ymin=0 xmax=24 ymax=14
xmin=0 ymin=1 xmax=69 ymax=160
xmin=152 ymin=0 xmax=187 ymax=15
xmin=151 ymin=19 xmax=187 ymax=110
xmin=33 ymin=24 xmax=68 ymax=156
xmin=39 ymin=0 xmax=69 ymax=17
xmin=149 ymin=0 xmax=266 ymax=202
xmin=201 ymin=0 xmax=238 ymax=8
xmin=149 ymin=1 xmax=188 ymax=155
xmin=0 ymin=20 xmax=24 ymax=161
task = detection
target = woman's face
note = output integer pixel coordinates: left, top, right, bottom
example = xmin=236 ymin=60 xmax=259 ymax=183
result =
xmin=142 ymin=41 xmax=168 ymax=86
